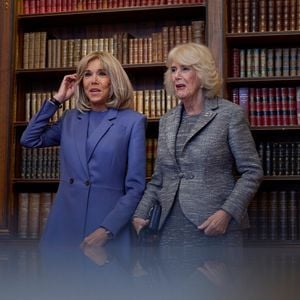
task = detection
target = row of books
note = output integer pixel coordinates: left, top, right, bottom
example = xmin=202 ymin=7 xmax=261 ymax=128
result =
xmin=231 ymin=86 xmax=300 ymax=126
xmin=25 ymin=92 xmax=76 ymax=122
xmin=229 ymin=0 xmax=300 ymax=33
xmin=21 ymin=0 xmax=206 ymax=15
xmin=134 ymin=90 xmax=179 ymax=118
xmin=247 ymin=190 xmax=300 ymax=241
xmin=257 ymin=142 xmax=300 ymax=176
xmin=17 ymin=192 xmax=56 ymax=239
xmin=231 ymin=47 xmax=300 ymax=78
xmin=21 ymin=147 xmax=60 ymax=180
xmin=23 ymin=21 xmax=205 ymax=68
xmin=24 ymin=89 xmax=179 ymax=122
xmin=17 ymin=188 xmax=300 ymax=240
xmin=20 ymin=137 xmax=158 ymax=180
xmin=18 ymin=140 xmax=300 ymax=180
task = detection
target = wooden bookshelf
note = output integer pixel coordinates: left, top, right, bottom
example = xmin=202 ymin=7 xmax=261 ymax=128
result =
xmin=224 ymin=0 xmax=300 ymax=245
xmin=0 ymin=0 xmax=224 ymax=239
xmin=0 ymin=0 xmax=14 ymax=237
xmin=3 ymin=1 xmax=300 ymax=246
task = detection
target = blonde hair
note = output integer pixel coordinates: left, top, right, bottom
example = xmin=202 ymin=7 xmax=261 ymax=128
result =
xmin=164 ymin=43 xmax=222 ymax=99
xmin=75 ymin=51 xmax=133 ymax=112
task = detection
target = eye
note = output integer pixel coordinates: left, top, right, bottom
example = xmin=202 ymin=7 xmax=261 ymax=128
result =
xmin=182 ymin=66 xmax=191 ymax=72
xmin=170 ymin=67 xmax=177 ymax=73
xmin=83 ymin=71 xmax=92 ymax=77
xmin=97 ymin=70 xmax=108 ymax=77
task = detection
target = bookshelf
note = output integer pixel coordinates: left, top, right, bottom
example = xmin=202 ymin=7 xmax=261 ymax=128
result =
xmin=4 ymin=0 xmax=224 ymax=239
xmin=224 ymin=0 xmax=300 ymax=245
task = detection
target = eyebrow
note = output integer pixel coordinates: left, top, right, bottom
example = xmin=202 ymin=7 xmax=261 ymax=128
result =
xmin=84 ymin=68 xmax=107 ymax=72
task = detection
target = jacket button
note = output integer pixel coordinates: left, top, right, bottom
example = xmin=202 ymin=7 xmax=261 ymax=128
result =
xmin=69 ymin=178 xmax=74 ymax=184
xmin=85 ymin=180 xmax=90 ymax=186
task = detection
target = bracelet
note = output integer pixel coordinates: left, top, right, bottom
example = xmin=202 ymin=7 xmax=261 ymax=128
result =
xmin=49 ymin=97 xmax=62 ymax=108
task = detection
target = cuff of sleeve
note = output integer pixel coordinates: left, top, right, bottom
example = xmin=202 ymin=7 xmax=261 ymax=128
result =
xmin=48 ymin=98 xmax=62 ymax=108
xmin=99 ymin=226 xmax=114 ymax=239
xmin=221 ymin=205 xmax=243 ymax=225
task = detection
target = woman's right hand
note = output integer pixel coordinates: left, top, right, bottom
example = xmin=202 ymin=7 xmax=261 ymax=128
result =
xmin=132 ymin=217 xmax=149 ymax=234
xmin=53 ymin=73 xmax=78 ymax=103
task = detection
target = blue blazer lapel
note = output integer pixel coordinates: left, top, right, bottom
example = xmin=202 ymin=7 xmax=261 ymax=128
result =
xmin=86 ymin=109 xmax=118 ymax=162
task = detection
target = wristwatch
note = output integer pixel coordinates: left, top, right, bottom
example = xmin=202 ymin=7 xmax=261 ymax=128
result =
xmin=48 ymin=97 xmax=62 ymax=108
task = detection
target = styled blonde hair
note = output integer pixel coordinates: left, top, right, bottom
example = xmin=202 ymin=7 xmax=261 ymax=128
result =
xmin=164 ymin=43 xmax=222 ymax=99
xmin=75 ymin=51 xmax=133 ymax=112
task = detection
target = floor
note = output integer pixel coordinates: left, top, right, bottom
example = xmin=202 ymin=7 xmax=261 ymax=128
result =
xmin=1 ymin=240 xmax=300 ymax=300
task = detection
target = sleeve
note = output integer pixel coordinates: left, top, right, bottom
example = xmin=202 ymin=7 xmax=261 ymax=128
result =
xmin=20 ymin=100 xmax=64 ymax=148
xmin=221 ymin=106 xmax=264 ymax=224
xmin=100 ymin=115 xmax=147 ymax=235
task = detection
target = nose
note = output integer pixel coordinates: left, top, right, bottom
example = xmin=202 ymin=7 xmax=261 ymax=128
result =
xmin=91 ymin=73 xmax=99 ymax=82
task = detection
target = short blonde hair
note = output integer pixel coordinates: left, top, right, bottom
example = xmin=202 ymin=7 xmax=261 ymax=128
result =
xmin=164 ymin=43 xmax=222 ymax=99
xmin=75 ymin=51 xmax=133 ymax=112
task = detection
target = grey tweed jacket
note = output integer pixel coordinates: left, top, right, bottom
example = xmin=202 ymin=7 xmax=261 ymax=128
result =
xmin=135 ymin=97 xmax=263 ymax=232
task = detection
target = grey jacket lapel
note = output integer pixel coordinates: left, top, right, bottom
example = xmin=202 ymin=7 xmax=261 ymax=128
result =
xmin=182 ymin=97 xmax=218 ymax=150
xmin=165 ymin=104 xmax=182 ymax=162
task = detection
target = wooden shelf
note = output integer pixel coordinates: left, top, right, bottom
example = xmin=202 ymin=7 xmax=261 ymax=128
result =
xmin=226 ymin=31 xmax=300 ymax=47
xmin=15 ymin=63 xmax=167 ymax=76
xmin=226 ymin=76 xmax=300 ymax=86
xmin=17 ymin=4 xmax=206 ymax=28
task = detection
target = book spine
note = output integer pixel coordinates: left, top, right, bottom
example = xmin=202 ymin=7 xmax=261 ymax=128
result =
xmin=269 ymin=191 xmax=278 ymax=240
xmin=278 ymin=191 xmax=288 ymax=240
xmin=18 ymin=193 xmax=29 ymax=238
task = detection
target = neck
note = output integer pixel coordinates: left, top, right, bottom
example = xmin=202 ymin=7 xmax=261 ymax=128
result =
xmin=182 ymin=95 xmax=204 ymax=116
xmin=91 ymin=106 xmax=108 ymax=112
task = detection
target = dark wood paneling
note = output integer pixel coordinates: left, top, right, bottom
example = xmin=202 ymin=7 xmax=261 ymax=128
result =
xmin=0 ymin=0 xmax=14 ymax=236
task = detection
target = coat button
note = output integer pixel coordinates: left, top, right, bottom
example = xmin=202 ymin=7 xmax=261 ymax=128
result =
xmin=69 ymin=178 xmax=74 ymax=184
xmin=85 ymin=180 xmax=90 ymax=186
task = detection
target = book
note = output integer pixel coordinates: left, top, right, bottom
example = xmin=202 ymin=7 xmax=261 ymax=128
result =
xmin=39 ymin=192 xmax=52 ymax=235
xmin=269 ymin=191 xmax=278 ymax=240
xmin=278 ymin=191 xmax=288 ymax=240
xmin=258 ymin=191 xmax=268 ymax=240
xmin=18 ymin=193 xmax=30 ymax=238
xmin=28 ymin=193 xmax=40 ymax=239
xmin=288 ymin=190 xmax=297 ymax=240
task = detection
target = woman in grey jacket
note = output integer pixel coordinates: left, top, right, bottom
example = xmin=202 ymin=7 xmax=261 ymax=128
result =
xmin=133 ymin=43 xmax=263 ymax=247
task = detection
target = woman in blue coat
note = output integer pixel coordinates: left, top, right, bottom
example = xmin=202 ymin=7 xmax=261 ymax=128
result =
xmin=21 ymin=51 xmax=146 ymax=249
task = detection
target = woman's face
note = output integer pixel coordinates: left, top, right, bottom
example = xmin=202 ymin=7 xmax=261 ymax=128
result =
xmin=83 ymin=58 xmax=111 ymax=111
xmin=170 ymin=62 xmax=201 ymax=101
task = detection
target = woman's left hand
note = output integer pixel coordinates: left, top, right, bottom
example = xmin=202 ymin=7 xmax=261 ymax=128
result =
xmin=80 ymin=227 xmax=109 ymax=248
xmin=198 ymin=210 xmax=231 ymax=236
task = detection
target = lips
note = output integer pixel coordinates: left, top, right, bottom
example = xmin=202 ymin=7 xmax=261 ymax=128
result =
xmin=90 ymin=88 xmax=101 ymax=93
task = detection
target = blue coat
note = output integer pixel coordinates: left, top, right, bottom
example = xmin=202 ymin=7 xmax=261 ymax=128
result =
xmin=21 ymin=100 xmax=146 ymax=247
